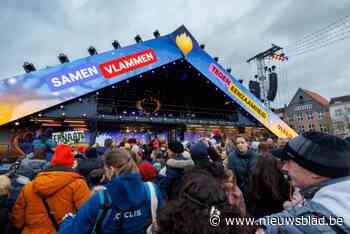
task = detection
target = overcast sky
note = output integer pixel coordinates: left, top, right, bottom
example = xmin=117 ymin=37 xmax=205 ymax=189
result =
xmin=1 ymin=0 xmax=350 ymax=108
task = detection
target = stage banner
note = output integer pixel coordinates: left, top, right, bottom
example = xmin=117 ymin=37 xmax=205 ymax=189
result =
xmin=0 ymin=30 xmax=183 ymax=126
xmin=169 ymin=26 xmax=297 ymax=138
xmin=52 ymin=130 xmax=90 ymax=144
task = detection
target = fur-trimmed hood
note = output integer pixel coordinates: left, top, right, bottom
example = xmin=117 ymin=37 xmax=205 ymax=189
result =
xmin=166 ymin=155 xmax=194 ymax=169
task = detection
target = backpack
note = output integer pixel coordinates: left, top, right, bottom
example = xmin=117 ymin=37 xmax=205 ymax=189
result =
xmin=91 ymin=182 xmax=158 ymax=234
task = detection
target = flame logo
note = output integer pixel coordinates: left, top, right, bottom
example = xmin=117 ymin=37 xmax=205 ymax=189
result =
xmin=175 ymin=33 xmax=193 ymax=56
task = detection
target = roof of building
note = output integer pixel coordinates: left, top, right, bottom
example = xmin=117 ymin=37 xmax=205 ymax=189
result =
xmin=301 ymin=88 xmax=329 ymax=108
xmin=330 ymin=95 xmax=350 ymax=105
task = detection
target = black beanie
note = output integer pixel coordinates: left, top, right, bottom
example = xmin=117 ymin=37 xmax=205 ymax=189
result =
xmin=168 ymin=141 xmax=184 ymax=154
xmin=278 ymin=132 xmax=350 ymax=178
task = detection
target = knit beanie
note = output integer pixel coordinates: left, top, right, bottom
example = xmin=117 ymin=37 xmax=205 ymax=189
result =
xmin=51 ymin=144 xmax=74 ymax=168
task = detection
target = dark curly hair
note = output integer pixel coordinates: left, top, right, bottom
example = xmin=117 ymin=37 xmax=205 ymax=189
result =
xmin=157 ymin=170 xmax=258 ymax=234
xmin=248 ymin=154 xmax=290 ymax=218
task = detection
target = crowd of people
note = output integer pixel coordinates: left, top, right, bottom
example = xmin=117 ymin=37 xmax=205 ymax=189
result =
xmin=0 ymin=129 xmax=350 ymax=233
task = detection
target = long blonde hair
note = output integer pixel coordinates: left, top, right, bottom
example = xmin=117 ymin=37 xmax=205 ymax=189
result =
xmin=0 ymin=175 xmax=11 ymax=196
xmin=104 ymin=148 xmax=139 ymax=176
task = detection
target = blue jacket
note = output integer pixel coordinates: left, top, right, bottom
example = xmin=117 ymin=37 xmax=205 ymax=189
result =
xmin=159 ymin=154 xmax=194 ymax=200
xmin=227 ymin=149 xmax=258 ymax=197
xmin=58 ymin=173 xmax=163 ymax=234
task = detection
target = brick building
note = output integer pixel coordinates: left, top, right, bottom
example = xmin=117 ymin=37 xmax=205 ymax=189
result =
xmin=284 ymin=88 xmax=331 ymax=134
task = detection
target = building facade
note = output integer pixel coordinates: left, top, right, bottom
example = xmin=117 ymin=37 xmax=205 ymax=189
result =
xmin=284 ymin=88 xmax=331 ymax=134
xmin=329 ymin=95 xmax=350 ymax=137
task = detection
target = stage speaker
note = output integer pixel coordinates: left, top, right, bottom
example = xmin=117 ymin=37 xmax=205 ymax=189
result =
xmin=267 ymin=72 xmax=278 ymax=101
xmin=249 ymin=80 xmax=261 ymax=100
xmin=97 ymin=104 xmax=114 ymax=115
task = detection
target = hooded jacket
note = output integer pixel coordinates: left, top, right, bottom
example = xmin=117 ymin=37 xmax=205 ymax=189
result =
xmin=259 ymin=176 xmax=350 ymax=234
xmin=58 ymin=173 xmax=163 ymax=234
xmin=11 ymin=166 xmax=91 ymax=234
xmin=159 ymin=154 xmax=194 ymax=200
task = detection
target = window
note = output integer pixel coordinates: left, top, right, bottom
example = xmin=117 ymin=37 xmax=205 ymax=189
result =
xmin=307 ymin=112 xmax=313 ymax=121
xmin=335 ymin=109 xmax=343 ymax=117
xmin=318 ymin=112 xmax=324 ymax=120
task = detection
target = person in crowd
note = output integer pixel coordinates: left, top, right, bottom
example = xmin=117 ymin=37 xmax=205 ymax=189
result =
xmin=190 ymin=141 xmax=225 ymax=178
xmin=16 ymin=147 xmax=48 ymax=180
xmin=248 ymin=154 xmax=290 ymax=218
xmin=224 ymin=138 xmax=236 ymax=156
xmin=97 ymin=138 xmax=114 ymax=156
xmin=265 ymin=138 xmax=275 ymax=151
xmin=159 ymin=141 xmax=194 ymax=200
xmin=257 ymin=132 xmax=350 ymax=233
xmin=130 ymin=151 xmax=143 ymax=165
xmin=227 ymin=136 xmax=258 ymax=200
xmin=0 ymin=175 xmax=11 ymax=234
xmin=11 ymin=144 xmax=91 ymax=234
xmin=138 ymin=160 xmax=158 ymax=182
xmin=157 ymin=170 xmax=257 ymax=234
xmin=257 ymin=142 xmax=270 ymax=157
xmin=208 ymin=145 xmax=222 ymax=162
xmin=32 ymin=128 xmax=56 ymax=161
xmin=58 ymin=148 xmax=163 ymax=234
xmin=75 ymin=147 xmax=103 ymax=182
xmin=222 ymin=169 xmax=246 ymax=216
xmin=150 ymin=149 xmax=162 ymax=172
xmin=87 ymin=168 xmax=107 ymax=194
xmin=250 ymin=141 xmax=260 ymax=154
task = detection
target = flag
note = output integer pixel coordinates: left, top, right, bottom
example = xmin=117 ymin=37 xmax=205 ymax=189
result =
xmin=271 ymin=53 xmax=288 ymax=61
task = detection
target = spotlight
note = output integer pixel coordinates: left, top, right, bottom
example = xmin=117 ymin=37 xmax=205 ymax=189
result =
xmin=112 ymin=40 xmax=121 ymax=50
xmin=88 ymin=46 xmax=98 ymax=56
xmin=96 ymin=91 xmax=99 ymax=95
xmin=226 ymin=68 xmax=232 ymax=73
xmin=78 ymin=98 xmax=83 ymax=103
xmin=38 ymin=113 xmax=42 ymax=117
xmin=112 ymin=85 xmax=115 ymax=89
xmin=15 ymin=122 xmax=20 ymax=126
xmin=214 ymin=57 xmax=219 ymax=62
xmin=134 ymin=35 xmax=143 ymax=43
xmin=60 ymin=105 xmax=64 ymax=109
xmin=82 ymin=113 xmax=87 ymax=117
xmin=153 ymin=30 xmax=160 ymax=38
xmin=23 ymin=62 xmax=36 ymax=73
xmin=200 ymin=44 xmax=205 ymax=49
xmin=58 ymin=53 xmax=70 ymax=64
xmin=61 ymin=112 xmax=66 ymax=116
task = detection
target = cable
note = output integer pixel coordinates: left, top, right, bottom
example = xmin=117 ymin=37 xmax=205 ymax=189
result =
xmin=289 ymin=29 xmax=350 ymax=57
xmin=289 ymin=27 xmax=350 ymax=55
xmin=285 ymin=14 xmax=350 ymax=50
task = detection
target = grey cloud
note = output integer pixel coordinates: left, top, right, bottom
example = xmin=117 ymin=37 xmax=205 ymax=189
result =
xmin=1 ymin=0 xmax=350 ymax=108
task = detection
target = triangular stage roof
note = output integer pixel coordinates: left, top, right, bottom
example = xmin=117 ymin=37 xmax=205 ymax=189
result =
xmin=0 ymin=26 xmax=297 ymax=138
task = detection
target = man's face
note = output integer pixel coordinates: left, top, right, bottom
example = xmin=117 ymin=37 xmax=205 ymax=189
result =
xmin=236 ymin=137 xmax=248 ymax=154
xmin=282 ymin=159 xmax=314 ymax=189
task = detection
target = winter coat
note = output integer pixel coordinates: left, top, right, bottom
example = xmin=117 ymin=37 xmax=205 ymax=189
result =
xmin=227 ymin=150 xmax=258 ymax=197
xmin=58 ymin=173 xmax=163 ymax=234
xmin=0 ymin=195 xmax=10 ymax=234
xmin=159 ymin=154 xmax=194 ymax=200
xmin=11 ymin=166 xmax=91 ymax=234
xmin=258 ymin=176 xmax=350 ymax=234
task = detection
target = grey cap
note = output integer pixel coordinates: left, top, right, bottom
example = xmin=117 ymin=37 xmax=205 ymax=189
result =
xmin=271 ymin=132 xmax=350 ymax=178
